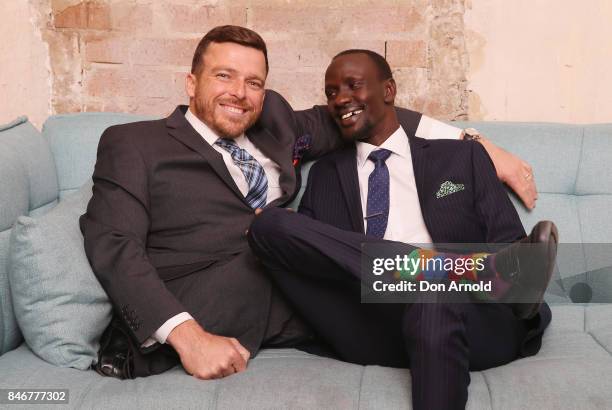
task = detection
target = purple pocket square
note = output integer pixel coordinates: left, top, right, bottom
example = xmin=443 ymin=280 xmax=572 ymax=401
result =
xmin=293 ymin=134 xmax=312 ymax=166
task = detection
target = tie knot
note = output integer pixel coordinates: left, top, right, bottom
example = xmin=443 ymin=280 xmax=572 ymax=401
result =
xmin=215 ymin=138 xmax=249 ymax=161
xmin=368 ymin=148 xmax=392 ymax=164
xmin=215 ymin=138 xmax=239 ymax=152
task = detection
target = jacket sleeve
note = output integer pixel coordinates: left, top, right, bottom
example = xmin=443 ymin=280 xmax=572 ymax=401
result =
xmin=79 ymin=126 xmax=186 ymax=345
xmin=294 ymin=104 xmax=345 ymax=161
xmin=260 ymin=90 xmax=344 ymax=161
xmin=471 ymin=141 xmax=527 ymax=244
xmin=296 ymin=105 xmax=457 ymax=158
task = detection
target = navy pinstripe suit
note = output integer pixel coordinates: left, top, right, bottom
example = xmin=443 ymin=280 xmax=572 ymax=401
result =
xmin=248 ymin=108 xmax=551 ymax=410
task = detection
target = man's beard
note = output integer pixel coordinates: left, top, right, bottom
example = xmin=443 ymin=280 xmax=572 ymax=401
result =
xmin=194 ymin=97 xmax=258 ymax=139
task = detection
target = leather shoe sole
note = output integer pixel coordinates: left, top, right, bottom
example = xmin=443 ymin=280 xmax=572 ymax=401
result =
xmin=495 ymin=220 xmax=558 ymax=319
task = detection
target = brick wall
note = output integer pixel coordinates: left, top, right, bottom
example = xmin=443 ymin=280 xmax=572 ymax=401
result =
xmin=42 ymin=0 xmax=469 ymax=119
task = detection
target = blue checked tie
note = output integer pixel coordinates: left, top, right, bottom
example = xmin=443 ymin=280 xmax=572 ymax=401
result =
xmin=366 ymin=149 xmax=392 ymax=239
xmin=215 ymin=138 xmax=268 ymax=209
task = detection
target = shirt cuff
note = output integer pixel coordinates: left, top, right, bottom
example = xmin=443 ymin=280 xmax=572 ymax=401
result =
xmin=141 ymin=312 xmax=194 ymax=348
xmin=415 ymin=115 xmax=463 ymax=140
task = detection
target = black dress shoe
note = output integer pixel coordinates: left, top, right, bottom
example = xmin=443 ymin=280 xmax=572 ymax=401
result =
xmin=494 ymin=221 xmax=559 ymax=319
xmin=94 ymin=320 xmax=134 ymax=379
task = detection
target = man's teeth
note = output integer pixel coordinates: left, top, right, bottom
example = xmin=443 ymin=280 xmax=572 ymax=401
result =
xmin=341 ymin=110 xmax=363 ymax=120
xmin=224 ymin=106 xmax=244 ymax=114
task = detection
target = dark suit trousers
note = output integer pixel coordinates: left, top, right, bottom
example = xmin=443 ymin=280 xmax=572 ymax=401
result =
xmin=110 ymin=250 xmax=315 ymax=378
xmin=248 ymin=208 xmax=529 ymax=410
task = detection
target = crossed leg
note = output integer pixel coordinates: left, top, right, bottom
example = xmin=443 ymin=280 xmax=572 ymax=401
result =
xmin=248 ymin=208 xmax=530 ymax=410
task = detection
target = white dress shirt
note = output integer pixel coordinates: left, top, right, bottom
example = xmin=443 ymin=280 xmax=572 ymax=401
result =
xmin=415 ymin=115 xmax=463 ymax=141
xmin=357 ymin=126 xmax=434 ymax=244
xmin=355 ymin=116 xmax=461 ymax=243
xmin=146 ymin=112 xmax=462 ymax=346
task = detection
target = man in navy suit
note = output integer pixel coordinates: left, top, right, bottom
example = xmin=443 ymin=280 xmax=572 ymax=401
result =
xmin=248 ymin=50 xmax=558 ymax=409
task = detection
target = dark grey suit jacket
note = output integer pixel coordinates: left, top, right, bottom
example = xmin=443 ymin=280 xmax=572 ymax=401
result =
xmin=80 ymin=91 xmax=340 ymax=354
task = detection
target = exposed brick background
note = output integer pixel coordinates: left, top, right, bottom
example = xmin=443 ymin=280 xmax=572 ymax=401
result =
xmin=40 ymin=0 xmax=470 ymax=119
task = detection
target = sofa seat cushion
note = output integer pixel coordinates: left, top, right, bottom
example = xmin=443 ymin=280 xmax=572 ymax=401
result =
xmin=0 ymin=345 xmax=491 ymax=409
xmin=482 ymin=357 xmax=612 ymax=409
xmin=1 ymin=305 xmax=610 ymax=409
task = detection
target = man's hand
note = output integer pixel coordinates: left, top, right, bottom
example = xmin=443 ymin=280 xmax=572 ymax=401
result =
xmin=254 ymin=208 xmax=293 ymax=216
xmin=166 ymin=319 xmax=250 ymax=379
xmin=478 ymin=136 xmax=538 ymax=209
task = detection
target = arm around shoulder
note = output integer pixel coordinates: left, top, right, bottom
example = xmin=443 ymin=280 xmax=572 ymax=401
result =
xmin=262 ymin=89 xmax=344 ymax=160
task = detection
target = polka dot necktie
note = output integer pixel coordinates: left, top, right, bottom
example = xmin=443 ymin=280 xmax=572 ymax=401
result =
xmin=215 ymin=138 xmax=268 ymax=209
xmin=366 ymin=149 xmax=392 ymax=239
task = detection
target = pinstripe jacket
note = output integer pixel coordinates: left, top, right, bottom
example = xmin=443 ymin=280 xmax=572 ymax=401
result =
xmin=297 ymin=109 xmax=551 ymax=356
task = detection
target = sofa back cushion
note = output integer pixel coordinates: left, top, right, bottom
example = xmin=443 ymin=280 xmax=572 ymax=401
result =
xmin=0 ymin=117 xmax=59 ymax=355
xmin=455 ymin=122 xmax=612 ymax=302
xmin=43 ymin=113 xmax=155 ymax=198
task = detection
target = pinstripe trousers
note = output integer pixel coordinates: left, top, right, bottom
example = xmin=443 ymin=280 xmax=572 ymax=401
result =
xmin=248 ymin=207 xmax=530 ymax=410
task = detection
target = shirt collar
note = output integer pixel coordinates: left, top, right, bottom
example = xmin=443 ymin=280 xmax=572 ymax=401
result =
xmin=184 ymin=107 xmax=246 ymax=146
xmin=355 ymin=125 xmax=410 ymax=168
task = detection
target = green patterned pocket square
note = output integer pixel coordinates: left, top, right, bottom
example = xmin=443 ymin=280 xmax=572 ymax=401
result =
xmin=436 ymin=180 xmax=465 ymax=198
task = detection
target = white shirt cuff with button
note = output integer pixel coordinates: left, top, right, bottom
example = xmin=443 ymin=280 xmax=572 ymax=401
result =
xmin=141 ymin=312 xmax=194 ymax=348
xmin=415 ymin=115 xmax=463 ymax=140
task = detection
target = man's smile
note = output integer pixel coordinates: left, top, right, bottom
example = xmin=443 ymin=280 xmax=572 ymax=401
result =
xmin=220 ymin=103 xmax=249 ymax=116
xmin=338 ymin=108 xmax=364 ymax=126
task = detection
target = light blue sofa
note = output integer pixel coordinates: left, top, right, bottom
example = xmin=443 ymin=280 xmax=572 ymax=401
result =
xmin=1 ymin=113 xmax=611 ymax=409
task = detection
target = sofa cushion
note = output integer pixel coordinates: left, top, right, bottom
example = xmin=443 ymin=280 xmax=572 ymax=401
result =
xmin=43 ymin=113 xmax=156 ymax=198
xmin=585 ymin=304 xmax=612 ymax=354
xmin=453 ymin=122 xmax=612 ymax=305
xmin=0 ymin=231 xmax=22 ymax=356
xmin=0 ymin=116 xmax=59 ymax=212
xmin=0 ymin=145 xmax=28 ymax=355
xmin=0 ymin=345 xmax=493 ymax=410
xmin=575 ymin=125 xmax=612 ymax=195
xmin=0 ymin=115 xmax=59 ymax=355
xmin=454 ymin=122 xmax=584 ymax=195
xmin=8 ymin=181 xmax=112 ymax=369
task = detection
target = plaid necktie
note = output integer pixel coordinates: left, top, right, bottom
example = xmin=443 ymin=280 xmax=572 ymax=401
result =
xmin=366 ymin=149 xmax=392 ymax=239
xmin=215 ymin=138 xmax=268 ymax=209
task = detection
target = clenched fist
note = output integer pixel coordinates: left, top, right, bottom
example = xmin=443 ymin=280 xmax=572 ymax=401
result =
xmin=167 ymin=319 xmax=250 ymax=379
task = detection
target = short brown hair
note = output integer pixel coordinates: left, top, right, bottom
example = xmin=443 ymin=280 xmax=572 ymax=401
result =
xmin=191 ymin=25 xmax=269 ymax=75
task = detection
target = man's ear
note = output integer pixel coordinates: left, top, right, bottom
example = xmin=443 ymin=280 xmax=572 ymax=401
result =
xmin=383 ymin=78 xmax=396 ymax=104
xmin=185 ymin=73 xmax=197 ymax=98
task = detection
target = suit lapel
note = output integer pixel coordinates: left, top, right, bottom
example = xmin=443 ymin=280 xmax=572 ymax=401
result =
xmin=247 ymin=125 xmax=295 ymax=207
xmin=403 ymin=117 xmax=433 ymax=235
xmin=408 ymin=136 xmax=429 ymax=215
xmin=335 ymin=145 xmax=365 ymax=234
xmin=397 ymin=108 xmax=428 ymax=211
xmin=166 ymin=106 xmax=247 ymax=205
